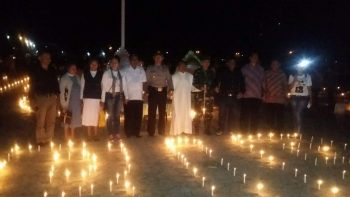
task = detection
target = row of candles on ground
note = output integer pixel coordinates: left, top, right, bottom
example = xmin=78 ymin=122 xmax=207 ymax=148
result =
xmin=230 ymin=133 xmax=346 ymax=195
xmin=166 ymin=135 xmax=345 ymax=196
xmin=0 ymin=76 xmax=30 ymax=93
xmin=2 ymin=140 xmax=137 ymax=196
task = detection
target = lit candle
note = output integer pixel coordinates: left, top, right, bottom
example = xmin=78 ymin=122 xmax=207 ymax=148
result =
xmin=109 ymin=180 xmax=113 ymax=192
xmin=79 ymin=186 xmax=82 ymax=197
xmin=309 ymin=143 xmax=312 ymax=150
xmin=243 ymin=173 xmax=246 ymax=184
xmin=257 ymin=182 xmax=264 ymax=191
xmin=259 ymin=150 xmax=265 ymax=159
xmin=81 ymin=169 xmax=87 ymax=181
xmin=125 ymin=180 xmax=130 ymax=190
xmin=233 ymin=167 xmax=237 ymax=176
xmin=132 ymin=186 xmax=135 ymax=196
xmin=124 ymin=170 xmax=128 ymax=179
xmin=342 ymin=156 xmax=345 ymax=164
xmin=220 ymin=158 xmax=223 ymax=166
xmin=304 ymin=174 xmax=307 ymax=183
xmin=7 ymin=153 xmax=10 ymax=162
xmin=317 ymin=179 xmax=323 ymax=190
xmin=38 ymin=145 xmax=41 ymax=152
xmin=342 ymin=170 xmax=346 ymax=180
xmin=257 ymin=133 xmax=262 ymax=140
xmin=116 ymin=172 xmax=120 ymax=184
xmin=331 ymin=140 xmax=334 ymax=147
xmin=280 ymin=133 xmax=283 ymax=140
xmin=344 ymin=143 xmax=347 ymax=151
xmin=325 ymin=157 xmax=329 ymax=165
xmin=68 ymin=151 xmax=71 ymax=161
xmin=90 ymin=184 xmax=94 ymax=195
xmin=249 ymin=144 xmax=254 ymax=152
xmin=28 ymin=144 xmax=32 ymax=152
xmin=65 ymin=169 xmax=71 ymax=182
xmin=331 ymin=186 xmax=339 ymax=195
xmin=304 ymin=153 xmax=307 ymax=161
xmin=61 ymin=191 xmax=65 ymax=197
xmin=310 ymin=136 xmax=314 ymax=142
xmin=50 ymin=142 xmax=54 ymax=151
xmin=320 ymin=138 xmax=323 ymax=144
xmin=268 ymin=155 xmax=274 ymax=163
xmin=108 ymin=142 xmax=112 ymax=151
xmin=128 ymin=164 xmax=131 ymax=173
xmin=193 ymin=167 xmax=198 ymax=177
xmin=49 ymin=170 xmax=53 ymax=184
xmin=296 ymin=149 xmax=300 ymax=157
xmin=43 ymin=191 xmax=48 ymax=197
xmin=227 ymin=162 xmax=230 ymax=171
xmin=211 ymin=185 xmax=215 ymax=196
xmin=202 ymin=177 xmax=206 ymax=187
xmin=282 ymin=162 xmax=285 ymax=170
xmin=294 ymin=168 xmax=298 ymax=177
xmin=282 ymin=143 xmax=285 ymax=150
xmin=209 ymin=149 xmax=212 ymax=157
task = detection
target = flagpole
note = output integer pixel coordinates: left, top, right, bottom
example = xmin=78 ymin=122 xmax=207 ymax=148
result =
xmin=121 ymin=0 xmax=125 ymax=49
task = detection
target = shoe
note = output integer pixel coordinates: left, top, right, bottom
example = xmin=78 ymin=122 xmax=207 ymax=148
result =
xmin=114 ymin=134 xmax=121 ymax=141
xmin=216 ymin=131 xmax=223 ymax=136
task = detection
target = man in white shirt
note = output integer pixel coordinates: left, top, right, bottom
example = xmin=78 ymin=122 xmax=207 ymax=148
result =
xmin=101 ymin=56 xmax=124 ymax=141
xmin=123 ymin=54 xmax=147 ymax=137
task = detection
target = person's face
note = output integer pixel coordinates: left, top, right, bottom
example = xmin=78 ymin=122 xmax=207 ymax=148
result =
xmin=297 ymin=67 xmax=305 ymax=74
xmin=38 ymin=53 xmax=51 ymax=69
xmin=130 ymin=56 xmax=139 ymax=67
xmin=153 ymin=55 xmax=164 ymax=65
xmin=271 ymin=60 xmax=280 ymax=71
xmin=249 ymin=54 xmax=259 ymax=65
xmin=226 ymin=59 xmax=236 ymax=70
xmin=201 ymin=60 xmax=210 ymax=70
xmin=68 ymin=65 xmax=77 ymax=75
xmin=110 ymin=58 xmax=119 ymax=70
xmin=178 ymin=63 xmax=186 ymax=72
xmin=90 ymin=61 xmax=99 ymax=71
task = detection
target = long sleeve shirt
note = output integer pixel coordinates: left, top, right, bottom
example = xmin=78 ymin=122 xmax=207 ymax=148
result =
xmin=192 ymin=67 xmax=215 ymax=94
xmin=146 ymin=65 xmax=173 ymax=90
xmin=101 ymin=69 xmax=124 ymax=102
xmin=123 ymin=66 xmax=147 ymax=100
xmin=213 ymin=66 xmax=245 ymax=97
xmin=241 ymin=64 xmax=265 ymax=99
xmin=29 ymin=65 xmax=60 ymax=96
xmin=264 ymin=69 xmax=288 ymax=103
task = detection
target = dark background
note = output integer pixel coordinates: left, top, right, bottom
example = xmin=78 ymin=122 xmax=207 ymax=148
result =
xmin=0 ymin=0 xmax=349 ymax=68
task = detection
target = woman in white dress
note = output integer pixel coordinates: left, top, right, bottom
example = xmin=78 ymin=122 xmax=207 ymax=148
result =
xmin=170 ymin=61 xmax=193 ymax=135
xmin=81 ymin=58 xmax=103 ymax=140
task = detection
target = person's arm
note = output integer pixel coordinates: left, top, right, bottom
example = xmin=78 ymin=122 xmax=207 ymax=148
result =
xmin=122 ymin=73 xmax=128 ymax=101
xmin=288 ymin=75 xmax=296 ymax=91
xmin=59 ymin=76 xmax=66 ymax=110
xmin=307 ymin=75 xmax=313 ymax=106
xmin=166 ymin=68 xmax=174 ymax=91
xmin=213 ymin=69 xmax=221 ymax=93
xmin=80 ymin=74 xmax=85 ymax=100
xmin=101 ymin=72 xmax=107 ymax=103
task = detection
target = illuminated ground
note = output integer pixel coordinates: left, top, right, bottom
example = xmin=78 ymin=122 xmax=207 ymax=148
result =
xmin=0 ymin=78 xmax=349 ymax=196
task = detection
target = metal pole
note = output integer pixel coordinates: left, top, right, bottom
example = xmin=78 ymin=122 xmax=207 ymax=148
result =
xmin=121 ymin=0 xmax=125 ymax=49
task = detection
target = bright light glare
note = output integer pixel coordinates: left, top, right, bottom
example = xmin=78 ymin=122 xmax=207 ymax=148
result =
xmin=297 ymin=58 xmax=312 ymax=68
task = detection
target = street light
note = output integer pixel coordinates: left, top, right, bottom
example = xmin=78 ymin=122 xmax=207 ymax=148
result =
xmin=6 ymin=34 xmax=10 ymax=40
xmin=297 ymin=58 xmax=312 ymax=69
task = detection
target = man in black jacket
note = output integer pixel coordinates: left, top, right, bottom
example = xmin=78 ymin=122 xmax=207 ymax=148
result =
xmin=214 ymin=58 xmax=245 ymax=135
xmin=29 ymin=51 xmax=60 ymax=145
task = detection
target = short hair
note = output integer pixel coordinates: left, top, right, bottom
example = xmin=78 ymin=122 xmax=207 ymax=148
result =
xmin=109 ymin=56 xmax=120 ymax=62
xmin=88 ymin=57 xmax=100 ymax=66
xmin=129 ymin=54 xmax=139 ymax=60
xmin=200 ymin=55 xmax=211 ymax=61
xmin=177 ymin=60 xmax=187 ymax=66
xmin=66 ymin=62 xmax=77 ymax=70
xmin=38 ymin=49 xmax=51 ymax=57
xmin=153 ymin=51 xmax=164 ymax=57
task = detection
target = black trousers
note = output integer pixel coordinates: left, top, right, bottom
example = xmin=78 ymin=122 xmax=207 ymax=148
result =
xmin=265 ymin=103 xmax=285 ymax=132
xmin=193 ymin=92 xmax=214 ymax=134
xmin=218 ymin=96 xmax=239 ymax=133
xmin=147 ymin=87 xmax=167 ymax=136
xmin=240 ymin=98 xmax=262 ymax=133
xmin=125 ymin=100 xmax=143 ymax=137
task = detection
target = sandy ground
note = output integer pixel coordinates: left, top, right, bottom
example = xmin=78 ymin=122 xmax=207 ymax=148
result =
xmin=0 ymin=89 xmax=350 ymax=197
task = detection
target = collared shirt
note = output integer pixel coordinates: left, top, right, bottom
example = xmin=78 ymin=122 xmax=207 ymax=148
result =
xmin=101 ymin=69 xmax=124 ymax=102
xmin=241 ymin=64 xmax=265 ymax=99
xmin=30 ymin=64 xmax=60 ymax=96
xmin=264 ymin=69 xmax=288 ymax=103
xmin=123 ymin=66 xmax=147 ymax=100
xmin=288 ymin=74 xmax=312 ymax=96
xmin=146 ymin=65 xmax=173 ymax=90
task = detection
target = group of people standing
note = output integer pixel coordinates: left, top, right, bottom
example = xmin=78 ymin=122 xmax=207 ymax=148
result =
xmin=29 ymin=50 xmax=312 ymax=145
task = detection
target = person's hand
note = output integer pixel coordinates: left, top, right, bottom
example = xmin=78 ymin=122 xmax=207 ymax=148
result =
xmin=168 ymin=91 xmax=173 ymax=99
xmin=124 ymin=99 xmax=129 ymax=105
xmin=100 ymin=102 xmax=105 ymax=111
xmin=307 ymin=100 xmax=312 ymax=109
xmin=214 ymin=87 xmax=219 ymax=93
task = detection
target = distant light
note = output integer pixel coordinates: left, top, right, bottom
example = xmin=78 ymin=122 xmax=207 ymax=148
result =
xmin=12 ymin=56 xmax=16 ymax=60
xmin=6 ymin=34 xmax=10 ymax=40
xmin=195 ymin=50 xmax=200 ymax=54
xmin=101 ymin=51 xmax=106 ymax=57
xmin=235 ymin=52 xmax=240 ymax=56
xmin=165 ymin=51 xmax=169 ymax=54
xmin=297 ymin=58 xmax=312 ymax=69
xmin=86 ymin=52 xmax=91 ymax=57
xmin=289 ymin=50 xmax=294 ymax=55
xmin=341 ymin=92 xmax=345 ymax=97
xmin=337 ymin=86 xmax=340 ymax=90
xmin=61 ymin=51 xmax=64 ymax=54
xmin=18 ymin=35 xmax=23 ymax=41
xmin=108 ymin=46 xmax=113 ymax=50
xmin=331 ymin=186 xmax=339 ymax=194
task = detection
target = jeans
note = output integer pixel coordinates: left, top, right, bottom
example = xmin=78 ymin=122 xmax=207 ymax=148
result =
xmin=218 ymin=96 xmax=239 ymax=133
xmin=105 ymin=93 xmax=121 ymax=135
xmin=290 ymin=96 xmax=309 ymax=133
xmin=240 ymin=98 xmax=262 ymax=133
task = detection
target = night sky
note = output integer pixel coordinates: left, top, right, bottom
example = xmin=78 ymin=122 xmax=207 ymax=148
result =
xmin=1 ymin=0 xmax=350 ymax=64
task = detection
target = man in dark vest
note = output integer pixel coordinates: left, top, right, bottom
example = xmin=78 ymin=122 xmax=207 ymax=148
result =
xmin=81 ymin=58 xmax=103 ymax=140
